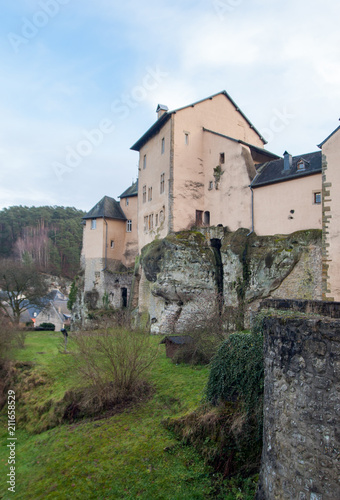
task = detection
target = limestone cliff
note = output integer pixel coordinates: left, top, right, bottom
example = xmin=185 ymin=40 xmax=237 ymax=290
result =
xmin=135 ymin=227 xmax=322 ymax=333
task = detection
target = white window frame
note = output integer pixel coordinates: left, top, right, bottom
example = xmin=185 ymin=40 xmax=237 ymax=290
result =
xmin=313 ymin=192 xmax=321 ymax=205
xmin=126 ymin=220 xmax=132 ymax=232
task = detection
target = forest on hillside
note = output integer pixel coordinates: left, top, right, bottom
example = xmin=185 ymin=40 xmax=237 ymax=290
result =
xmin=0 ymin=206 xmax=86 ymax=278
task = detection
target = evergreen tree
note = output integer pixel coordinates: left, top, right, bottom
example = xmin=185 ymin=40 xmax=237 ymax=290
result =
xmin=0 ymin=206 xmax=85 ymax=278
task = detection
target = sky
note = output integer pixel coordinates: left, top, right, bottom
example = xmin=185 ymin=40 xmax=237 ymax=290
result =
xmin=0 ymin=0 xmax=339 ymax=212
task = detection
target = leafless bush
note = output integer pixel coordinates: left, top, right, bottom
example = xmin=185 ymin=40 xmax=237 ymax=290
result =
xmin=71 ymin=328 xmax=158 ymax=411
xmin=85 ymin=308 xmax=131 ymax=331
xmin=0 ymin=319 xmax=12 ymax=360
xmin=172 ymin=328 xmax=226 ymax=365
xmin=169 ymin=293 xmax=229 ymax=365
xmin=0 ymin=319 xmax=19 ymax=409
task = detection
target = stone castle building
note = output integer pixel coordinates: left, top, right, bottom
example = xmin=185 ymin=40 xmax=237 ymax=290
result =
xmin=80 ymin=91 xmax=340 ymax=308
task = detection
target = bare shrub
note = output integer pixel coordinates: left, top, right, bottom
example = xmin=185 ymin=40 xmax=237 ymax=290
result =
xmin=164 ymin=402 xmax=262 ymax=479
xmin=71 ymin=328 xmax=158 ymax=412
xmin=0 ymin=319 xmax=19 ymax=409
xmin=169 ymin=293 xmax=228 ymax=365
xmin=172 ymin=328 xmax=225 ymax=365
xmin=0 ymin=318 xmax=12 ymax=360
xmin=85 ymin=308 xmax=131 ymax=330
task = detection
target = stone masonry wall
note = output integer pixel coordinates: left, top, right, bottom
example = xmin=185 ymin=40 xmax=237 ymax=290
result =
xmin=257 ymin=312 xmax=340 ymax=499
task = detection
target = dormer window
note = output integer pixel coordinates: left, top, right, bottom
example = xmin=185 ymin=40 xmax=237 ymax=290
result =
xmin=297 ymin=160 xmax=305 ymax=171
xmin=297 ymin=159 xmax=309 ymax=171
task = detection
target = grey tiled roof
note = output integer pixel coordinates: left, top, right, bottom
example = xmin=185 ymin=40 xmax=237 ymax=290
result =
xmin=252 ymin=151 xmax=322 ymax=188
xmin=119 ymin=180 xmax=138 ymax=199
xmin=83 ymin=196 xmax=126 ymax=220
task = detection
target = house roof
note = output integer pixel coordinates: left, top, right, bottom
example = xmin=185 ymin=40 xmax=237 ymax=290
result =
xmin=130 ymin=90 xmax=267 ymax=151
xmin=119 ymin=180 xmax=138 ymax=199
xmin=46 ymin=289 xmax=65 ymax=301
xmin=252 ymin=151 xmax=322 ymax=188
xmin=160 ymin=335 xmax=194 ymax=345
xmin=318 ymin=125 xmax=340 ymax=148
xmin=203 ymin=128 xmax=279 ymax=161
xmin=83 ymin=196 xmax=126 ymax=221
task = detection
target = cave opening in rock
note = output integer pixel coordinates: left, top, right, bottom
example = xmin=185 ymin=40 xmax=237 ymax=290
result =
xmin=210 ymin=238 xmax=224 ymax=312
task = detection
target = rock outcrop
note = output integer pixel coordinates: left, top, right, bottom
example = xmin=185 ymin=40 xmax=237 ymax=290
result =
xmin=134 ymin=227 xmax=322 ymax=333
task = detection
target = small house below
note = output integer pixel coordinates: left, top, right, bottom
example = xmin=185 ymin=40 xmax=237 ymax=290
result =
xmin=160 ymin=335 xmax=193 ymax=359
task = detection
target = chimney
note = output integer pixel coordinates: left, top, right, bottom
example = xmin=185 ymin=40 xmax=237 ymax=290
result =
xmin=156 ymin=104 xmax=168 ymax=119
xmin=283 ymin=151 xmax=292 ymax=171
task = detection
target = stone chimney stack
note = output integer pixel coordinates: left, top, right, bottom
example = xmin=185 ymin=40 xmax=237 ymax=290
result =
xmin=156 ymin=104 xmax=168 ymax=119
xmin=283 ymin=151 xmax=292 ymax=171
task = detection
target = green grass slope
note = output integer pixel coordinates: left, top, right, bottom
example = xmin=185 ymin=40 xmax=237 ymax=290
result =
xmin=0 ymin=332 xmax=213 ymax=500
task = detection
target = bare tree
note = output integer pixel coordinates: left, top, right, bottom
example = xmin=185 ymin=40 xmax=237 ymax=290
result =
xmin=0 ymin=259 xmax=48 ymax=324
xmin=14 ymin=222 xmax=50 ymax=270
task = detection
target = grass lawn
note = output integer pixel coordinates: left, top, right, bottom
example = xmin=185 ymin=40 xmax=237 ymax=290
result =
xmin=0 ymin=331 xmax=215 ymax=499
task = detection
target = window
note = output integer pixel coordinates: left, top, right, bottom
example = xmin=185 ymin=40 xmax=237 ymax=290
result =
xmin=185 ymin=133 xmax=189 ymax=145
xmin=160 ymin=173 xmax=165 ymax=194
xmin=195 ymin=210 xmax=203 ymax=226
xmin=143 ymin=185 xmax=146 ymax=203
xmin=297 ymin=160 xmax=305 ymax=171
xmin=155 ymin=213 xmax=159 ymax=227
xmin=204 ymin=211 xmax=210 ymax=226
xmin=126 ymin=220 xmax=132 ymax=232
xmin=161 ymin=137 xmax=165 ymax=154
xmin=110 ymin=240 xmax=115 ymax=248
xmin=160 ymin=209 xmax=164 ymax=223
xmin=144 ymin=216 xmax=148 ymax=232
xmin=143 ymin=154 xmax=146 ymax=169
xmin=125 ymin=197 xmax=129 ymax=206
xmin=148 ymin=214 xmax=154 ymax=230
xmin=314 ymin=192 xmax=321 ymax=204
xmin=208 ymin=180 xmax=213 ymax=190
xmin=219 ymin=153 xmax=225 ymax=164
xmin=148 ymin=187 xmax=152 ymax=202
xmin=91 ymin=219 xmax=96 ymax=230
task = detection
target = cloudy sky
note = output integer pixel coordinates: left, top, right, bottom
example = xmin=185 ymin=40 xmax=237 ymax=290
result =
xmin=1 ymin=0 xmax=339 ymax=211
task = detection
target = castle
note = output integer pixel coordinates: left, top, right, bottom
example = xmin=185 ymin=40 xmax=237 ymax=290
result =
xmin=80 ymin=91 xmax=340 ymax=310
